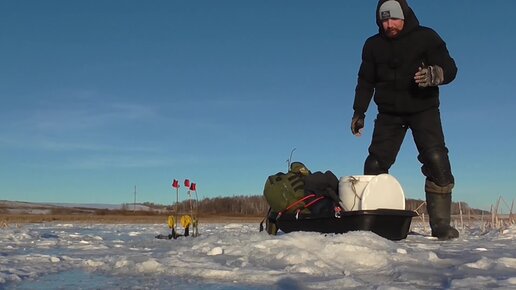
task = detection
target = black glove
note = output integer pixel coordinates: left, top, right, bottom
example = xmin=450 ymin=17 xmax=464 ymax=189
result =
xmin=415 ymin=65 xmax=444 ymax=87
xmin=351 ymin=112 xmax=365 ymax=136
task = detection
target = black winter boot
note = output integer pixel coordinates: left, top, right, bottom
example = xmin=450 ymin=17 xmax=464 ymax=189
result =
xmin=425 ymin=192 xmax=459 ymax=240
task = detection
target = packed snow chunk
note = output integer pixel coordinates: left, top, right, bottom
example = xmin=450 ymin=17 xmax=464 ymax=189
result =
xmin=84 ymin=259 xmax=105 ymax=268
xmin=498 ymin=224 xmax=516 ymax=238
xmin=0 ymin=273 xmax=22 ymax=284
xmin=198 ymin=269 xmax=236 ymax=280
xmin=427 ymin=251 xmax=443 ymax=263
xmin=289 ymin=265 xmax=317 ymax=274
xmin=463 ymin=257 xmax=493 ymax=270
xmin=269 ymin=231 xmax=397 ymax=274
xmin=207 ymin=247 xmax=224 ymax=256
xmin=137 ymin=259 xmax=164 ymax=273
xmin=91 ymin=235 xmax=103 ymax=241
xmin=50 ymin=256 xmax=60 ymax=263
xmin=224 ymin=224 xmax=242 ymax=229
xmin=451 ymin=276 xmax=498 ymax=288
xmin=8 ymin=232 xmax=32 ymax=243
xmin=254 ymin=238 xmax=280 ymax=249
xmin=36 ymin=240 xmax=58 ymax=247
xmin=474 ymin=247 xmax=488 ymax=251
xmin=128 ymin=231 xmax=141 ymax=236
xmin=56 ymin=224 xmax=74 ymax=227
xmin=497 ymin=257 xmax=516 ymax=269
xmin=114 ymin=260 xmax=130 ymax=268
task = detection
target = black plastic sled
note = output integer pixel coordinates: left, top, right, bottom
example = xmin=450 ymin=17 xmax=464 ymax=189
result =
xmin=274 ymin=209 xmax=418 ymax=241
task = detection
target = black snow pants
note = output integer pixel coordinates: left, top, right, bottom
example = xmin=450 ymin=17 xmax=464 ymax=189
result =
xmin=364 ymin=107 xmax=454 ymax=191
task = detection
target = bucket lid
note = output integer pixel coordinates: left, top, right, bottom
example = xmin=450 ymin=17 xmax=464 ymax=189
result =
xmin=361 ymin=174 xmax=405 ymax=210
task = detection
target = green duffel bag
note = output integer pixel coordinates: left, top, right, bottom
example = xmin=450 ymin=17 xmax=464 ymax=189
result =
xmin=263 ymin=162 xmax=311 ymax=214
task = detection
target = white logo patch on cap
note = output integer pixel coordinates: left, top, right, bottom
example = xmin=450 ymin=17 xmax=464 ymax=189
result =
xmin=381 ymin=11 xmax=391 ymax=19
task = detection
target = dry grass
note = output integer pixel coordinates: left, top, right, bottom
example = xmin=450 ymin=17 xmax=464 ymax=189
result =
xmin=0 ymin=213 xmax=263 ymax=226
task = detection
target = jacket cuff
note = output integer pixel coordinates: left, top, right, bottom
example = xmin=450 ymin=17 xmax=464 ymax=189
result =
xmin=353 ymin=111 xmax=365 ymax=119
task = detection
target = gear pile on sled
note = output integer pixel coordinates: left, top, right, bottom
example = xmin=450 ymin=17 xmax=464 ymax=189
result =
xmin=261 ymin=161 xmax=417 ymax=240
xmin=155 ymin=179 xmax=199 ymax=240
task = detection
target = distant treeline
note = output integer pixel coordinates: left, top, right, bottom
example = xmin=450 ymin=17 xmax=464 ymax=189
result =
xmin=137 ymin=196 xmax=487 ymax=216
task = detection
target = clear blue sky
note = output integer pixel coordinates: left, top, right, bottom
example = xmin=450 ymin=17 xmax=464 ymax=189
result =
xmin=1 ymin=1 xmax=515 ymax=211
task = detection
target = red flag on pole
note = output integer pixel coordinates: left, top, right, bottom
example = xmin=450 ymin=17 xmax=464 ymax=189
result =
xmin=172 ymin=179 xmax=179 ymax=189
xmin=184 ymin=179 xmax=190 ymax=188
xmin=190 ymin=183 xmax=196 ymax=191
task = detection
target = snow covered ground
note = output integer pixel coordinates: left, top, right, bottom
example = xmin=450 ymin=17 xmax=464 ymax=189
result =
xmin=1 ymin=221 xmax=515 ymax=289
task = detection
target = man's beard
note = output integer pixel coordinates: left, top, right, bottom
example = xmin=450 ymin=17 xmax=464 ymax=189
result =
xmin=386 ymin=28 xmax=401 ymax=38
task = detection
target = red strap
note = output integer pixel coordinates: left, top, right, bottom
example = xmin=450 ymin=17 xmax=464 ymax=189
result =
xmin=276 ymin=194 xmax=329 ymax=220
xmin=304 ymin=196 xmax=325 ymax=208
xmin=284 ymin=194 xmax=316 ymax=212
xmin=277 ymin=194 xmax=316 ymax=219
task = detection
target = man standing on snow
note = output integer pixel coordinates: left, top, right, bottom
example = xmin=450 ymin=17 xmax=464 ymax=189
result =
xmin=350 ymin=0 xmax=459 ymax=240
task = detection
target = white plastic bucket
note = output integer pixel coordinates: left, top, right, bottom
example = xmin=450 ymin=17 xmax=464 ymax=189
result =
xmin=338 ymin=174 xmax=405 ymax=211
xmin=338 ymin=175 xmax=374 ymax=211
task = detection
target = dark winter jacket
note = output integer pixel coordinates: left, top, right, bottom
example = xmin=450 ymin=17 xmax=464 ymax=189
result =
xmin=353 ymin=0 xmax=457 ymax=115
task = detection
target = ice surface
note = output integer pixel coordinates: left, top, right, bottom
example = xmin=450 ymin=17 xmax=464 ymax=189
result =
xmin=0 ymin=221 xmax=515 ymax=289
